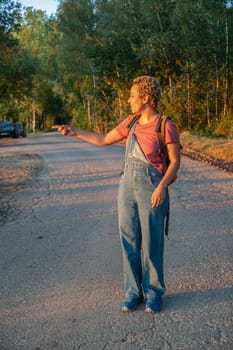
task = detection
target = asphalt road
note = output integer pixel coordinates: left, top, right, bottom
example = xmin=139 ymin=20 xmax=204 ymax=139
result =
xmin=0 ymin=133 xmax=232 ymax=350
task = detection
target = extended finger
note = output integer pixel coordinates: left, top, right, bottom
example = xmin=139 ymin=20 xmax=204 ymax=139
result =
xmin=52 ymin=125 xmax=65 ymax=129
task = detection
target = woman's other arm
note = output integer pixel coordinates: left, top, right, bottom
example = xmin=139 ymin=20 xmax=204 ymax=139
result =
xmin=151 ymin=142 xmax=180 ymax=207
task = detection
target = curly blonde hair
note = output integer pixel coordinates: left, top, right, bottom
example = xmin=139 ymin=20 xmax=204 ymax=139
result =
xmin=132 ymin=76 xmax=161 ymax=109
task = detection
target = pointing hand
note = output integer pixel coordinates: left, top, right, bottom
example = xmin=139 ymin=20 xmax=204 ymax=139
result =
xmin=52 ymin=125 xmax=77 ymax=136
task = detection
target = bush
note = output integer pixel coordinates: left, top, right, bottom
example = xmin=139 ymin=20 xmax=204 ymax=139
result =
xmin=214 ymin=114 xmax=233 ymax=138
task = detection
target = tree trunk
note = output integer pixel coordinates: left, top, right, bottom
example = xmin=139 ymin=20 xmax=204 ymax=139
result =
xmin=186 ymin=63 xmax=192 ymax=128
xmin=32 ymin=103 xmax=36 ymax=133
xmin=87 ymin=97 xmax=91 ymax=129
xmin=206 ymin=83 xmax=211 ymax=128
xmin=214 ymin=57 xmax=219 ymax=122
xmin=204 ymin=10 xmax=219 ymax=122
xmin=89 ymin=61 xmax=96 ymax=121
xmin=118 ymin=90 xmax=123 ymax=119
xmin=223 ymin=6 xmax=229 ymax=116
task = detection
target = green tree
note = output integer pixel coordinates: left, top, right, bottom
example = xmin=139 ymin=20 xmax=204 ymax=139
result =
xmin=16 ymin=8 xmax=65 ymax=131
xmin=0 ymin=0 xmax=32 ymax=120
xmin=2 ymin=0 xmax=232 ymax=135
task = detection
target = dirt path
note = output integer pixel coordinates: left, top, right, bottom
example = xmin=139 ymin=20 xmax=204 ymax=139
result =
xmin=0 ymin=133 xmax=232 ymax=350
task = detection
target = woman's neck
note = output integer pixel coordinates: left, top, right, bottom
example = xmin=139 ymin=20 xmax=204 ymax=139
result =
xmin=138 ymin=110 xmax=158 ymax=124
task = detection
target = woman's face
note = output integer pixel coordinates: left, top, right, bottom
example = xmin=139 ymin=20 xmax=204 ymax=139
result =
xmin=128 ymin=84 xmax=146 ymax=114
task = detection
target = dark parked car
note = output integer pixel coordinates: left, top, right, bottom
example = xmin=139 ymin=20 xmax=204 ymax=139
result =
xmin=0 ymin=122 xmax=26 ymax=138
xmin=14 ymin=123 xmax=26 ymax=137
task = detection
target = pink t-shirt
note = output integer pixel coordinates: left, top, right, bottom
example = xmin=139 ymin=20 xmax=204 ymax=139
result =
xmin=115 ymin=114 xmax=180 ymax=171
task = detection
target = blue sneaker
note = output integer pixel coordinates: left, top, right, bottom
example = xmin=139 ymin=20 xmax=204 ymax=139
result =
xmin=121 ymin=296 xmax=143 ymax=312
xmin=145 ymin=296 xmax=162 ymax=313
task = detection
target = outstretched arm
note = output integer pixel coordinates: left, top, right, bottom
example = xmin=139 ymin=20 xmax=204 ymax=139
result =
xmin=52 ymin=125 xmax=124 ymax=146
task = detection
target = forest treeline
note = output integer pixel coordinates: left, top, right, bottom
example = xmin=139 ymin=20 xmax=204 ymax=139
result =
xmin=0 ymin=0 xmax=232 ymax=136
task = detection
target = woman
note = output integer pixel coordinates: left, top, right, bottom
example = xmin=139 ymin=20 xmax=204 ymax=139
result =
xmin=53 ymin=76 xmax=180 ymax=313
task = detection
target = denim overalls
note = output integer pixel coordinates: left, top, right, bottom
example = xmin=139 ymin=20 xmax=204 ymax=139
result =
xmin=118 ymin=130 xmax=169 ymax=300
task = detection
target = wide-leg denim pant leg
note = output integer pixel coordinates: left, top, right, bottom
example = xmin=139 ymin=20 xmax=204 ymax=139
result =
xmin=118 ymin=158 xmax=168 ymax=300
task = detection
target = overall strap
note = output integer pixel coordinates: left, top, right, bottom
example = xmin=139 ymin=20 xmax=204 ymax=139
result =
xmin=126 ymin=115 xmax=150 ymax=164
xmin=124 ymin=114 xmax=140 ymax=162
xmin=124 ymin=119 xmax=137 ymax=165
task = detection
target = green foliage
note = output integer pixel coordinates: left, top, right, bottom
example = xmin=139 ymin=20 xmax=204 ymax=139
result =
xmin=14 ymin=8 xmax=66 ymax=130
xmin=1 ymin=0 xmax=232 ymax=136
xmin=0 ymin=0 xmax=28 ymax=104
xmin=214 ymin=113 xmax=233 ymax=138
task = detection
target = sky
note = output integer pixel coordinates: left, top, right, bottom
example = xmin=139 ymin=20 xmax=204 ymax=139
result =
xmin=19 ymin=0 xmax=59 ymax=15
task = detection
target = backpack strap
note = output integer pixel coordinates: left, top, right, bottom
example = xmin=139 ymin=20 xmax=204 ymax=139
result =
xmin=126 ymin=114 xmax=141 ymax=130
xmin=156 ymin=115 xmax=169 ymax=171
xmin=161 ymin=115 xmax=168 ymax=150
xmin=156 ymin=115 xmax=170 ymax=237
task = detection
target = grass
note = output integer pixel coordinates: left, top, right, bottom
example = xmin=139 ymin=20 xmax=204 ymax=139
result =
xmin=180 ymin=132 xmax=233 ymax=163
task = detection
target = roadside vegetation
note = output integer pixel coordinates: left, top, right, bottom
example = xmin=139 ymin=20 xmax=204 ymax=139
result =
xmin=0 ymin=0 xmax=232 ymax=164
xmin=181 ymin=133 xmax=233 ymax=163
